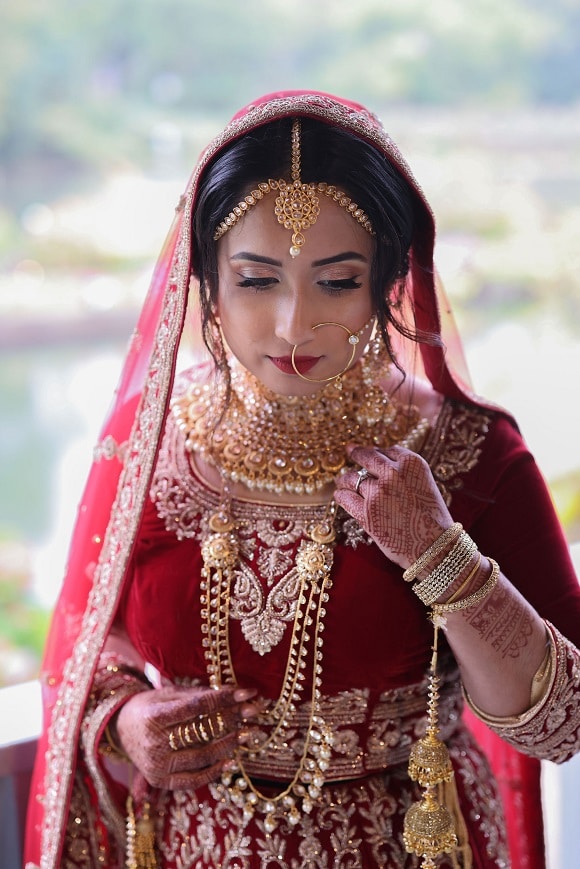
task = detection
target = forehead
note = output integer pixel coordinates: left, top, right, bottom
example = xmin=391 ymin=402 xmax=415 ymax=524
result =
xmin=218 ymin=196 xmax=374 ymax=264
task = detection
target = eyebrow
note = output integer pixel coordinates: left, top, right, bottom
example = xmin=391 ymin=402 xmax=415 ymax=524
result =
xmin=230 ymin=251 xmax=368 ymax=267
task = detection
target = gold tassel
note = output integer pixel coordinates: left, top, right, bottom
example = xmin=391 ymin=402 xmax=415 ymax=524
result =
xmin=404 ymin=617 xmax=458 ymax=867
xmin=439 ymin=780 xmax=473 ymax=869
xmin=403 ymin=788 xmax=458 ymax=867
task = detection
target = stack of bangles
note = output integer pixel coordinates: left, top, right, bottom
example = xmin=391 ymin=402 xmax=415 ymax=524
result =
xmin=403 ymin=522 xmax=500 ymax=613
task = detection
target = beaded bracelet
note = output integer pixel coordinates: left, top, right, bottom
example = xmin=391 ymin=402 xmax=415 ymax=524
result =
xmin=432 ymin=558 xmax=500 ymax=614
xmin=403 ymin=522 xmax=463 ymax=582
xmin=413 ymin=533 xmax=478 ymax=606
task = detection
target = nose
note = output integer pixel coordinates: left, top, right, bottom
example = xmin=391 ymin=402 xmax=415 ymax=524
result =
xmin=274 ymin=290 xmax=315 ymax=348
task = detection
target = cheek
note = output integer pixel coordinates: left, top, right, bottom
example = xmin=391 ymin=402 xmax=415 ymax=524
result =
xmin=218 ymin=298 xmax=263 ymax=349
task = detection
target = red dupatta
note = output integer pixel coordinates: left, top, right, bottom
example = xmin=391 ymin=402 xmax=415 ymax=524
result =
xmin=25 ymin=90 xmax=543 ymax=869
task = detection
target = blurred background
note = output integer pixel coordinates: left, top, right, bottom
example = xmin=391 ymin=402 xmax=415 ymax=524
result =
xmin=1 ymin=0 xmax=579 ymax=685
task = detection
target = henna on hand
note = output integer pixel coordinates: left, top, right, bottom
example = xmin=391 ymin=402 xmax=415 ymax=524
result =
xmin=115 ymin=684 xmax=259 ymax=791
xmin=334 ymin=444 xmax=452 ymax=569
xmin=463 ymin=579 xmax=534 ymax=660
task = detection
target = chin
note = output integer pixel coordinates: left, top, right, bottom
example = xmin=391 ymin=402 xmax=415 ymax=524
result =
xmin=254 ymin=369 xmax=322 ymax=397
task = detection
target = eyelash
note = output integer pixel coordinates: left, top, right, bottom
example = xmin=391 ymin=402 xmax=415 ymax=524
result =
xmin=236 ymin=277 xmax=276 ymax=290
xmin=236 ymin=277 xmax=363 ymax=294
xmin=318 ymin=278 xmax=362 ymax=294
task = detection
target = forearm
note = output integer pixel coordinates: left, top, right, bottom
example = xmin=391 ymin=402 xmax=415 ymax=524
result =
xmin=439 ymin=565 xmax=549 ymax=717
xmin=464 ymin=621 xmax=580 ymax=763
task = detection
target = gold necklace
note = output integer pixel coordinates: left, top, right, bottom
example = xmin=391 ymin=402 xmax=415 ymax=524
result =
xmin=173 ymin=340 xmax=429 ymax=495
xmin=200 ymin=499 xmax=337 ymax=831
xmin=189 ymin=344 xmax=431 ymax=829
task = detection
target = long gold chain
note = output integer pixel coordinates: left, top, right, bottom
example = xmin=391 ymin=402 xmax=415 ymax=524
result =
xmin=200 ymin=499 xmax=337 ymax=831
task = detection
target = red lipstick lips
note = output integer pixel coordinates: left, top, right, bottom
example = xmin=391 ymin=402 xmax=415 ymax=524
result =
xmin=269 ymin=355 xmax=320 ymax=375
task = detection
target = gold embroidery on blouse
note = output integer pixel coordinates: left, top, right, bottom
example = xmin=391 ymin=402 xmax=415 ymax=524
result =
xmin=153 ymin=405 xmax=360 ymax=655
xmin=422 ymin=401 xmax=492 ymax=505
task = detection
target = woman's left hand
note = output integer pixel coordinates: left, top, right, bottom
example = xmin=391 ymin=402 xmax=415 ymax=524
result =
xmin=334 ymin=444 xmax=453 ymax=570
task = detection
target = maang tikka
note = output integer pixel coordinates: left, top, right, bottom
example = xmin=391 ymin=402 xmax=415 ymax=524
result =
xmin=213 ymin=119 xmax=375 ymax=256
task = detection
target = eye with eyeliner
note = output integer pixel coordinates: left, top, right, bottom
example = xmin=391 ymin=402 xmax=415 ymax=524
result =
xmin=236 ymin=276 xmax=278 ymax=290
xmin=318 ymin=277 xmax=362 ymax=293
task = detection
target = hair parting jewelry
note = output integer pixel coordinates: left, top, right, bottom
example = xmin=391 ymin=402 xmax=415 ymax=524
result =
xmin=291 ymin=316 xmax=376 ymax=383
xmin=213 ymin=119 xmax=374 ymax=256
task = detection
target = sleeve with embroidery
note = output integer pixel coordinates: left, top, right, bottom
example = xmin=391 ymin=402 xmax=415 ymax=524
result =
xmin=466 ymin=622 xmax=580 ymax=763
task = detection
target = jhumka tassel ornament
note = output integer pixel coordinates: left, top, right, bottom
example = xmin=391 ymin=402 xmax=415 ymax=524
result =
xmin=126 ymin=796 xmax=157 ymax=869
xmin=403 ymin=616 xmax=458 ymax=868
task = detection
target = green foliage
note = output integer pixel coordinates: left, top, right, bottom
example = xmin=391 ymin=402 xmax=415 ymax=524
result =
xmin=0 ymin=579 xmax=50 ymax=660
xmin=1 ymin=0 xmax=579 ymax=196
xmin=551 ymin=469 xmax=580 ymax=541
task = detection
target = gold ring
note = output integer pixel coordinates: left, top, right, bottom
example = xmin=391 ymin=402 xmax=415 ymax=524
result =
xmin=215 ymin=711 xmax=226 ymax=736
xmin=168 ymin=729 xmax=179 ymax=752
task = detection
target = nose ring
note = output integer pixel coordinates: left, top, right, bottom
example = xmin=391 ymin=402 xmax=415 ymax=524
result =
xmin=291 ymin=317 xmax=375 ymax=383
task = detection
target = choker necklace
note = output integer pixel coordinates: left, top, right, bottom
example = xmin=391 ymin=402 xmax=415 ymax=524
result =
xmin=172 ymin=340 xmax=429 ymax=495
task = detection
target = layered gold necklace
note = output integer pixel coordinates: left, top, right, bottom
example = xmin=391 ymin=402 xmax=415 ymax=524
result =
xmin=172 ymin=339 xmax=429 ymax=495
xmin=173 ymin=346 xmax=430 ymax=830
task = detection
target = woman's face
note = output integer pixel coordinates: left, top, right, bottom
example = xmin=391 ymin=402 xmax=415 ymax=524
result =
xmin=216 ymin=196 xmax=375 ymax=396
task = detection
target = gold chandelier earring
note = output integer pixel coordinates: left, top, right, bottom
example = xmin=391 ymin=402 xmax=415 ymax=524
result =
xmin=291 ymin=316 xmax=376 ymax=383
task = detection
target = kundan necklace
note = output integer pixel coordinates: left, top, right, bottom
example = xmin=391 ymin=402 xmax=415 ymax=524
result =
xmin=174 ymin=344 xmax=430 ymax=829
xmin=172 ymin=339 xmax=429 ymax=496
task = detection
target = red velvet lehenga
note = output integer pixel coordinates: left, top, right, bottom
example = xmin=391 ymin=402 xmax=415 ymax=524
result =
xmin=25 ymin=92 xmax=580 ymax=869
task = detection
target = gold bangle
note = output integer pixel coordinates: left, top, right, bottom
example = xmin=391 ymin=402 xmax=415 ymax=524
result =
xmin=444 ymin=552 xmax=482 ymax=605
xmin=432 ymin=558 xmax=500 ymax=614
xmin=412 ymin=533 xmax=477 ymax=605
xmin=403 ymin=522 xmax=463 ymax=582
xmin=529 ymin=640 xmax=553 ymax=706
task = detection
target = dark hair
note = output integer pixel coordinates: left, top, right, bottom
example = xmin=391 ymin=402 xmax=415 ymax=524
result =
xmin=192 ymin=116 xmax=437 ymax=373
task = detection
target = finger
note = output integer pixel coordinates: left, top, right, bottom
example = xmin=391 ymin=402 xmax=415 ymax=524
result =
xmin=347 ymin=445 xmax=399 ymax=478
xmin=154 ymin=685 xmax=251 ymax=730
xmin=167 ymin=732 xmax=240 ymax=773
xmin=334 ymin=485 xmax=367 ymax=526
xmin=165 ymin=758 xmax=230 ymax=792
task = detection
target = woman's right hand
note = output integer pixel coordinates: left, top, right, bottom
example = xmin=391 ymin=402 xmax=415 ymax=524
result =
xmin=114 ymin=684 xmax=259 ymax=791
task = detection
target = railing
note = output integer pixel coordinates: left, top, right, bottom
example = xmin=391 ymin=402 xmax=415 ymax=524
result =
xmin=0 ymin=680 xmax=41 ymax=867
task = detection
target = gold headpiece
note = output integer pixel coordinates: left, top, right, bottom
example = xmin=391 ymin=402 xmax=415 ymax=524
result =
xmin=213 ymin=119 xmax=374 ymax=256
